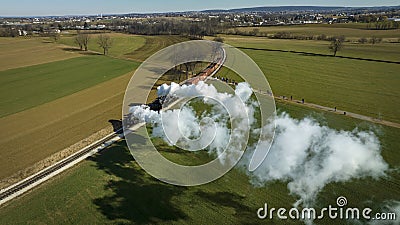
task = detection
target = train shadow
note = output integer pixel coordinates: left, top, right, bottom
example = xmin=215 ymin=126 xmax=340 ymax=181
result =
xmin=195 ymin=190 xmax=258 ymax=224
xmin=89 ymin=141 xmax=187 ymax=224
xmin=108 ymin=119 xmax=122 ymax=132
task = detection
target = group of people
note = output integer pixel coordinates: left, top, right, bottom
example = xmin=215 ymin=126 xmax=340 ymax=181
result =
xmin=214 ymin=76 xmax=239 ymax=85
xmin=213 ymin=77 xmax=348 ymax=116
xmin=281 ymin=95 xmax=303 ymax=103
xmin=280 ymin=95 xmax=346 ymax=115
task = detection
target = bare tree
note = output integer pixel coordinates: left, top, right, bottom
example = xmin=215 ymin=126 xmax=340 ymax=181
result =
xmin=75 ymin=32 xmax=84 ymax=50
xmin=51 ymin=32 xmax=61 ymax=42
xmin=329 ymin=36 xmax=345 ymax=57
xmin=250 ymin=28 xmax=260 ymax=36
xmin=97 ymin=34 xmax=113 ymax=55
xmin=213 ymin=37 xmax=224 ymax=43
xmin=181 ymin=62 xmax=198 ymax=80
xmin=75 ymin=36 xmax=83 ymax=50
xmin=75 ymin=32 xmax=90 ymax=51
xmin=211 ymin=38 xmax=223 ymax=62
xmin=81 ymin=33 xmax=90 ymax=51
xmin=358 ymin=37 xmax=368 ymax=44
xmin=370 ymin=36 xmax=382 ymax=44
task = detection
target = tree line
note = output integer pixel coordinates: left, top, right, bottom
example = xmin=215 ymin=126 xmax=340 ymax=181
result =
xmin=124 ymin=18 xmax=227 ymax=39
xmin=366 ymin=21 xmax=400 ymax=30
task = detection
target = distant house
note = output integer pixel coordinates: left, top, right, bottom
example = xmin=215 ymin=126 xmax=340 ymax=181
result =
xmin=49 ymin=29 xmax=61 ymax=34
xmin=18 ymin=30 xmax=27 ymax=36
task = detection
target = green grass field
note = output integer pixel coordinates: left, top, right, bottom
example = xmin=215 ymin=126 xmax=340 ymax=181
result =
xmin=229 ymin=23 xmax=400 ymax=40
xmin=0 ymin=37 xmax=81 ymax=71
xmin=219 ymin=36 xmax=400 ymax=124
xmin=0 ymin=55 xmax=138 ymax=117
xmin=0 ymin=72 xmax=136 ymax=181
xmin=0 ymin=102 xmax=398 ymax=225
xmin=58 ymin=33 xmax=146 ymax=58
xmin=125 ymin=35 xmax=189 ymax=62
xmin=220 ymin=35 xmax=400 ymax=62
xmin=58 ymin=33 xmax=187 ymax=62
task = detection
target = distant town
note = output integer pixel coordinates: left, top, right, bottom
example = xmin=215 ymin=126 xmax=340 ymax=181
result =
xmin=1 ymin=6 xmax=399 ymax=37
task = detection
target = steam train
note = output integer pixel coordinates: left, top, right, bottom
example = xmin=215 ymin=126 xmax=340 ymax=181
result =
xmin=123 ymin=95 xmax=166 ymax=128
xmin=147 ymin=95 xmax=166 ymax=112
xmin=148 ymin=57 xmax=223 ymax=112
xmin=148 ymin=47 xmax=224 ymax=112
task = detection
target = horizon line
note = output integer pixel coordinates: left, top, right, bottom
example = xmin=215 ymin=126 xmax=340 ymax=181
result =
xmin=1 ymin=5 xmax=399 ymax=18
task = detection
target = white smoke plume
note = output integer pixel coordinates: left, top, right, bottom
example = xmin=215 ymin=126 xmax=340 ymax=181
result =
xmin=242 ymin=113 xmax=389 ymax=206
xmin=129 ymin=82 xmax=389 ymax=206
xmin=130 ymin=81 xmax=253 ymax=164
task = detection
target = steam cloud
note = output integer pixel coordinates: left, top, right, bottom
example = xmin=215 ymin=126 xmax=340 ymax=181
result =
xmin=241 ymin=113 xmax=389 ymax=206
xmin=130 ymin=81 xmax=253 ymax=164
xmin=129 ymin=82 xmax=389 ymax=206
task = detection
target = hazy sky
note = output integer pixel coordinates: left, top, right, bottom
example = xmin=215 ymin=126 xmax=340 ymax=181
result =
xmin=1 ymin=0 xmax=399 ymax=16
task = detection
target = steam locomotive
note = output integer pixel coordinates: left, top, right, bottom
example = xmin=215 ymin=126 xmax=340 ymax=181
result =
xmin=147 ymin=95 xmax=167 ymax=112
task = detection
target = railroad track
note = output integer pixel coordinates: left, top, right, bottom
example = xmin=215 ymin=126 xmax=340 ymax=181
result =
xmin=0 ymin=129 xmax=123 ymax=205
